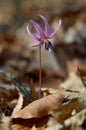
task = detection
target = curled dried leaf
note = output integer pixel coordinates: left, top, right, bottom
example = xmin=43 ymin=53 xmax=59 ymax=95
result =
xmin=12 ymin=93 xmax=23 ymax=116
xmin=12 ymin=89 xmax=64 ymax=119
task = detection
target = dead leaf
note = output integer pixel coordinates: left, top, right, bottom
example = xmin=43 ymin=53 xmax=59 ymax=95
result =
xmin=11 ymin=124 xmax=30 ymax=130
xmin=60 ymin=72 xmax=85 ymax=92
xmin=12 ymin=93 xmax=23 ymax=116
xmin=45 ymin=124 xmax=62 ymax=130
xmin=77 ymin=67 xmax=86 ymax=88
xmin=12 ymin=89 xmax=64 ymax=119
xmin=11 ymin=124 xmax=44 ymax=130
xmin=0 ymin=114 xmax=11 ymax=130
xmin=12 ymin=115 xmax=49 ymax=128
xmin=52 ymin=100 xmax=86 ymax=123
xmin=77 ymin=67 xmax=86 ymax=78
xmin=64 ymin=108 xmax=86 ymax=128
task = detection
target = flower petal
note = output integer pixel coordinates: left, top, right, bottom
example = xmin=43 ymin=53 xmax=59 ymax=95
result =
xmin=49 ymin=20 xmax=61 ymax=39
xmin=30 ymin=20 xmax=45 ymax=38
xmin=32 ymin=42 xmax=44 ymax=47
xmin=39 ymin=15 xmax=52 ymax=36
xmin=27 ymin=25 xmax=40 ymax=41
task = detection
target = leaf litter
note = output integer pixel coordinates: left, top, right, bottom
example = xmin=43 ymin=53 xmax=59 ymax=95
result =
xmin=0 ymin=69 xmax=86 ymax=130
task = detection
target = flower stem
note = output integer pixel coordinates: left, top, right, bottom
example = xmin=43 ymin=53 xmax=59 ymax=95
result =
xmin=39 ymin=45 xmax=42 ymax=98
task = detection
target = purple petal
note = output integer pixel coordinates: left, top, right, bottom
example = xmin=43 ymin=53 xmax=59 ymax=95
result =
xmin=49 ymin=20 xmax=61 ymax=39
xmin=32 ymin=42 xmax=44 ymax=47
xmin=30 ymin=20 xmax=45 ymax=38
xmin=27 ymin=25 xmax=40 ymax=41
xmin=39 ymin=15 xmax=52 ymax=36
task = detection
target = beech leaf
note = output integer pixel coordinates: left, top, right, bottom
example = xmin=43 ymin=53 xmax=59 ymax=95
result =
xmin=12 ymin=89 xmax=64 ymax=119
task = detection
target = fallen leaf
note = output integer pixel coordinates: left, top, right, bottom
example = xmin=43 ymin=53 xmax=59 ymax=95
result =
xmin=12 ymin=93 xmax=23 ymax=116
xmin=77 ymin=67 xmax=86 ymax=88
xmin=77 ymin=67 xmax=86 ymax=78
xmin=45 ymin=123 xmax=62 ymax=130
xmin=12 ymin=115 xmax=49 ymax=128
xmin=12 ymin=89 xmax=64 ymax=119
xmin=11 ymin=124 xmax=30 ymax=130
xmin=11 ymin=124 xmax=44 ymax=130
xmin=52 ymin=100 xmax=86 ymax=123
xmin=0 ymin=114 xmax=11 ymax=130
xmin=64 ymin=108 xmax=86 ymax=128
xmin=60 ymin=72 xmax=85 ymax=92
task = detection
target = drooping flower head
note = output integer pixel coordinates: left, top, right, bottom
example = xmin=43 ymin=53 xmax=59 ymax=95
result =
xmin=27 ymin=15 xmax=61 ymax=51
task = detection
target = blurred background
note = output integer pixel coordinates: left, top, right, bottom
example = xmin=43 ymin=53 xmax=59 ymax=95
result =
xmin=0 ymin=0 xmax=86 ymax=88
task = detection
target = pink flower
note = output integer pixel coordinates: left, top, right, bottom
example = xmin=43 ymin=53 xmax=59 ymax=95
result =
xmin=27 ymin=15 xmax=61 ymax=51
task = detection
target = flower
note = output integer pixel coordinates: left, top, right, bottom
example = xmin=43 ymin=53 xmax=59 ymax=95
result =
xmin=27 ymin=15 xmax=61 ymax=51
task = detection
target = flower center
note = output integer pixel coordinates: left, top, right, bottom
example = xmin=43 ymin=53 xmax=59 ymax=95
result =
xmin=45 ymin=40 xmax=52 ymax=51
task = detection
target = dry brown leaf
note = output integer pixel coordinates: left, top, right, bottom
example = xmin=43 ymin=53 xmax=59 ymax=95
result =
xmin=64 ymin=108 xmax=86 ymax=129
xmin=60 ymin=72 xmax=85 ymax=92
xmin=11 ymin=124 xmax=29 ymax=130
xmin=12 ymin=93 xmax=23 ymax=116
xmin=45 ymin=124 xmax=62 ymax=130
xmin=12 ymin=115 xmax=49 ymax=128
xmin=78 ymin=67 xmax=86 ymax=78
xmin=0 ymin=114 xmax=11 ymax=130
xmin=52 ymin=100 xmax=86 ymax=123
xmin=12 ymin=89 xmax=64 ymax=119
xmin=11 ymin=124 xmax=44 ymax=130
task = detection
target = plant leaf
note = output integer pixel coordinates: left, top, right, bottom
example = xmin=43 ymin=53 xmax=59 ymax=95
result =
xmin=0 ymin=69 xmax=33 ymax=103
